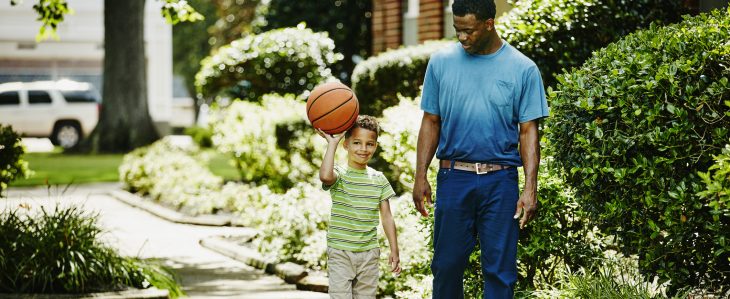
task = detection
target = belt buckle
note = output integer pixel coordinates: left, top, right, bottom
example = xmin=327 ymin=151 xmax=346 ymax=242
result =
xmin=475 ymin=163 xmax=491 ymax=174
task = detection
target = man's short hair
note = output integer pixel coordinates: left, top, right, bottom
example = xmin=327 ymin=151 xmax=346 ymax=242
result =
xmin=452 ymin=0 xmax=496 ymax=21
xmin=345 ymin=115 xmax=380 ymax=139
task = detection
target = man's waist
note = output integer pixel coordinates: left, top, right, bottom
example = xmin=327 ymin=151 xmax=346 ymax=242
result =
xmin=440 ymin=159 xmax=513 ymax=174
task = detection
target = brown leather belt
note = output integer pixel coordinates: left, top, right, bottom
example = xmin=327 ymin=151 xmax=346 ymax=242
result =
xmin=440 ymin=160 xmax=512 ymax=174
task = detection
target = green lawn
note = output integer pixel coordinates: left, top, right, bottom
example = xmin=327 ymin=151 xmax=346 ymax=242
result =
xmin=11 ymin=149 xmax=240 ymax=187
xmin=11 ymin=151 xmax=124 ymax=187
xmin=207 ymin=151 xmax=241 ymax=181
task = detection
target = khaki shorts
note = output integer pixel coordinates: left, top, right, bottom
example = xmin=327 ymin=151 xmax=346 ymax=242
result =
xmin=327 ymin=247 xmax=380 ymax=299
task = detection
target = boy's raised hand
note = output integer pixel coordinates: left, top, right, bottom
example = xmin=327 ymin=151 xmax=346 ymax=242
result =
xmin=389 ymin=252 xmax=401 ymax=275
xmin=315 ymin=128 xmax=345 ymax=144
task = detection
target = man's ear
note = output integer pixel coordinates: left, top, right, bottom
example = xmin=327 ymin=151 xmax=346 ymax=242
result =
xmin=485 ymin=18 xmax=494 ymax=31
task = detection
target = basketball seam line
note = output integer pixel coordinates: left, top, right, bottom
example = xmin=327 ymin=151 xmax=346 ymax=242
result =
xmin=324 ymin=98 xmax=359 ymax=132
xmin=307 ymin=87 xmax=352 ymax=115
xmin=310 ymin=94 xmax=354 ymax=124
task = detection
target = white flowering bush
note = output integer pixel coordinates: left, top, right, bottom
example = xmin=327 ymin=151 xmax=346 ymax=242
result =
xmin=249 ymin=182 xmax=331 ymax=269
xmin=119 ymin=137 xmax=223 ymax=215
xmin=195 ymin=23 xmax=342 ymax=101
xmin=378 ymin=95 xmax=439 ymax=192
xmin=209 ymin=93 xmax=326 ymax=191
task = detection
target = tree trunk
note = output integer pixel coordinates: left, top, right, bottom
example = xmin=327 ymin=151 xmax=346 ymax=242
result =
xmin=84 ymin=0 xmax=159 ymax=153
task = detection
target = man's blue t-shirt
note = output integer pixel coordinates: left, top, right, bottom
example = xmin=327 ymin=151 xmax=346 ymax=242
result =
xmin=420 ymin=41 xmax=550 ymax=166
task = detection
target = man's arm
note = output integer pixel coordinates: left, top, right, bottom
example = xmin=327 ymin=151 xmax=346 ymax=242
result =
xmin=412 ymin=112 xmax=441 ymax=217
xmin=514 ymin=119 xmax=540 ymax=228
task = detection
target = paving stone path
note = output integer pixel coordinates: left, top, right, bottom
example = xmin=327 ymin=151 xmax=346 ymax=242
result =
xmin=5 ymin=183 xmax=329 ymax=299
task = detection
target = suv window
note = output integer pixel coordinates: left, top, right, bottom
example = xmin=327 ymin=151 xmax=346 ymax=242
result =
xmin=0 ymin=91 xmax=20 ymax=105
xmin=28 ymin=90 xmax=52 ymax=104
xmin=61 ymin=89 xmax=100 ymax=103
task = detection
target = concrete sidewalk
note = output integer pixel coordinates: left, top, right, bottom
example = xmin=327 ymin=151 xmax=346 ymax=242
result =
xmin=4 ymin=183 xmax=328 ymax=299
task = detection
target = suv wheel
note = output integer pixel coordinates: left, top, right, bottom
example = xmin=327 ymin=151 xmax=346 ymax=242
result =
xmin=52 ymin=122 xmax=82 ymax=149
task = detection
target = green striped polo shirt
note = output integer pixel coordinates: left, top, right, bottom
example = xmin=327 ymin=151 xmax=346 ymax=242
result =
xmin=323 ymin=165 xmax=396 ymax=252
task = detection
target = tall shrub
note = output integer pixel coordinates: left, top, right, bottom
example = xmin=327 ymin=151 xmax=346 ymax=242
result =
xmin=195 ymin=24 xmax=343 ymax=101
xmin=547 ymin=9 xmax=730 ymax=290
xmin=0 ymin=125 xmax=30 ymax=195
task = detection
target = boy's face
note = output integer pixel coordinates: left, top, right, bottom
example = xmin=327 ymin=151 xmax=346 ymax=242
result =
xmin=343 ymin=127 xmax=378 ymax=170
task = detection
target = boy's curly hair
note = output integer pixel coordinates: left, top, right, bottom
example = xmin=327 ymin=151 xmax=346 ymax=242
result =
xmin=345 ymin=115 xmax=380 ymax=139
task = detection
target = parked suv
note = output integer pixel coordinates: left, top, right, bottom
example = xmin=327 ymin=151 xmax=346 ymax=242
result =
xmin=0 ymin=80 xmax=101 ymax=149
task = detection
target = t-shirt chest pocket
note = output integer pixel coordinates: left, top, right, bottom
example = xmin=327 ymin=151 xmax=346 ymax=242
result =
xmin=490 ymin=80 xmax=515 ymax=107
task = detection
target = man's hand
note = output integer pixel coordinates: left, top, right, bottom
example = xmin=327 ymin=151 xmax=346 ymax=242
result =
xmin=514 ymin=193 xmax=537 ymax=229
xmin=412 ymin=176 xmax=433 ymax=217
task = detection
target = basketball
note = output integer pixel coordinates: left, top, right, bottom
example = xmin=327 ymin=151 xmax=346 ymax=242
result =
xmin=306 ymin=81 xmax=360 ymax=135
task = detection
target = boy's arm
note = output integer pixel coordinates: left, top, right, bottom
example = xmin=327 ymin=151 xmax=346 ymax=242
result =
xmin=379 ymin=199 xmax=401 ymax=274
xmin=317 ymin=129 xmax=344 ymax=186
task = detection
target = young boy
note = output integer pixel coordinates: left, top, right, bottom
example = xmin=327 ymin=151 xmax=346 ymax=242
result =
xmin=317 ymin=115 xmax=401 ymax=299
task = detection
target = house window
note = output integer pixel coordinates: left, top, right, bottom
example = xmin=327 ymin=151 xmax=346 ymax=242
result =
xmin=403 ymin=0 xmax=419 ymax=46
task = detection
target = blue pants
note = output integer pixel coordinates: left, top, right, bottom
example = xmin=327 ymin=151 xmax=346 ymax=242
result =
xmin=431 ymin=167 xmax=520 ymax=299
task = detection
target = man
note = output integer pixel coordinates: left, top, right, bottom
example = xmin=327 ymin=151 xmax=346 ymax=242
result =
xmin=411 ymin=0 xmax=549 ymax=298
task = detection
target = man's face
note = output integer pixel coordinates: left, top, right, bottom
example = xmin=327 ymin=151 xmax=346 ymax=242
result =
xmin=453 ymin=14 xmax=493 ymax=55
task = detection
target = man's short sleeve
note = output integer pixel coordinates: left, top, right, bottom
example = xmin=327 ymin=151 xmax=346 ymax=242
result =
xmin=378 ymin=174 xmax=396 ymax=203
xmin=420 ymin=60 xmax=440 ymax=115
xmin=519 ymin=65 xmax=550 ymax=123
xmin=322 ymin=165 xmax=344 ymax=191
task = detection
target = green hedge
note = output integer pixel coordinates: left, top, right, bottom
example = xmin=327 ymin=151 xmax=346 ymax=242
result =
xmin=350 ymin=40 xmax=452 ymax=116
xmin=547 ymin=8 xmax=730 ymax=291
xmin=499 ymin=0 xmax=687 ymax=88
xmin=195 ymin=24 xmax=342 ymax=101
xmin=0 ymin=125 xmax=30 ymax=196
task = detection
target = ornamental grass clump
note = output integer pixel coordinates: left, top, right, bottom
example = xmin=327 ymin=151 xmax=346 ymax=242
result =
xmin=0 ymin=205 xmax=182 ymax=296
xmin=547 ymin=8 xmax=730 ymax=291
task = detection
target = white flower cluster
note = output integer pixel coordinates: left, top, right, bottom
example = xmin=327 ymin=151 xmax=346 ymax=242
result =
xmin=119 ymin=136 xmax=223 ymax=215
xmin=248 ymin=182 xmax=331 ymax=269
xmin=195 ymin=24 xmax=343 ymax=99
xmin=378 ymin=96 xmax=439 ymax=190
xmin=209 ymin=94 xmax=324 ymax=188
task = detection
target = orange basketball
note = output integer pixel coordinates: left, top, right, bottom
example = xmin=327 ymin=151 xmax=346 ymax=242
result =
xmin=306 ymin=81 xmax=360 ymax=135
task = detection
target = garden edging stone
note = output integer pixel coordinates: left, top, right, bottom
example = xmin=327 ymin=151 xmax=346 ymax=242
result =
xmin=199 ymin=236 xmax=329 ymax=293
xmin=107 ymin=189 xmax=233 ymax=226
xmin=0 ymin=287 xmax=169 ymax=299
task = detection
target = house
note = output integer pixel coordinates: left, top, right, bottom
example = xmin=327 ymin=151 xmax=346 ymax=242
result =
xmin=0 ymin=0 xmax=181 ymax=133
xmin=371 ymin=0 xmax=728 ymax=55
